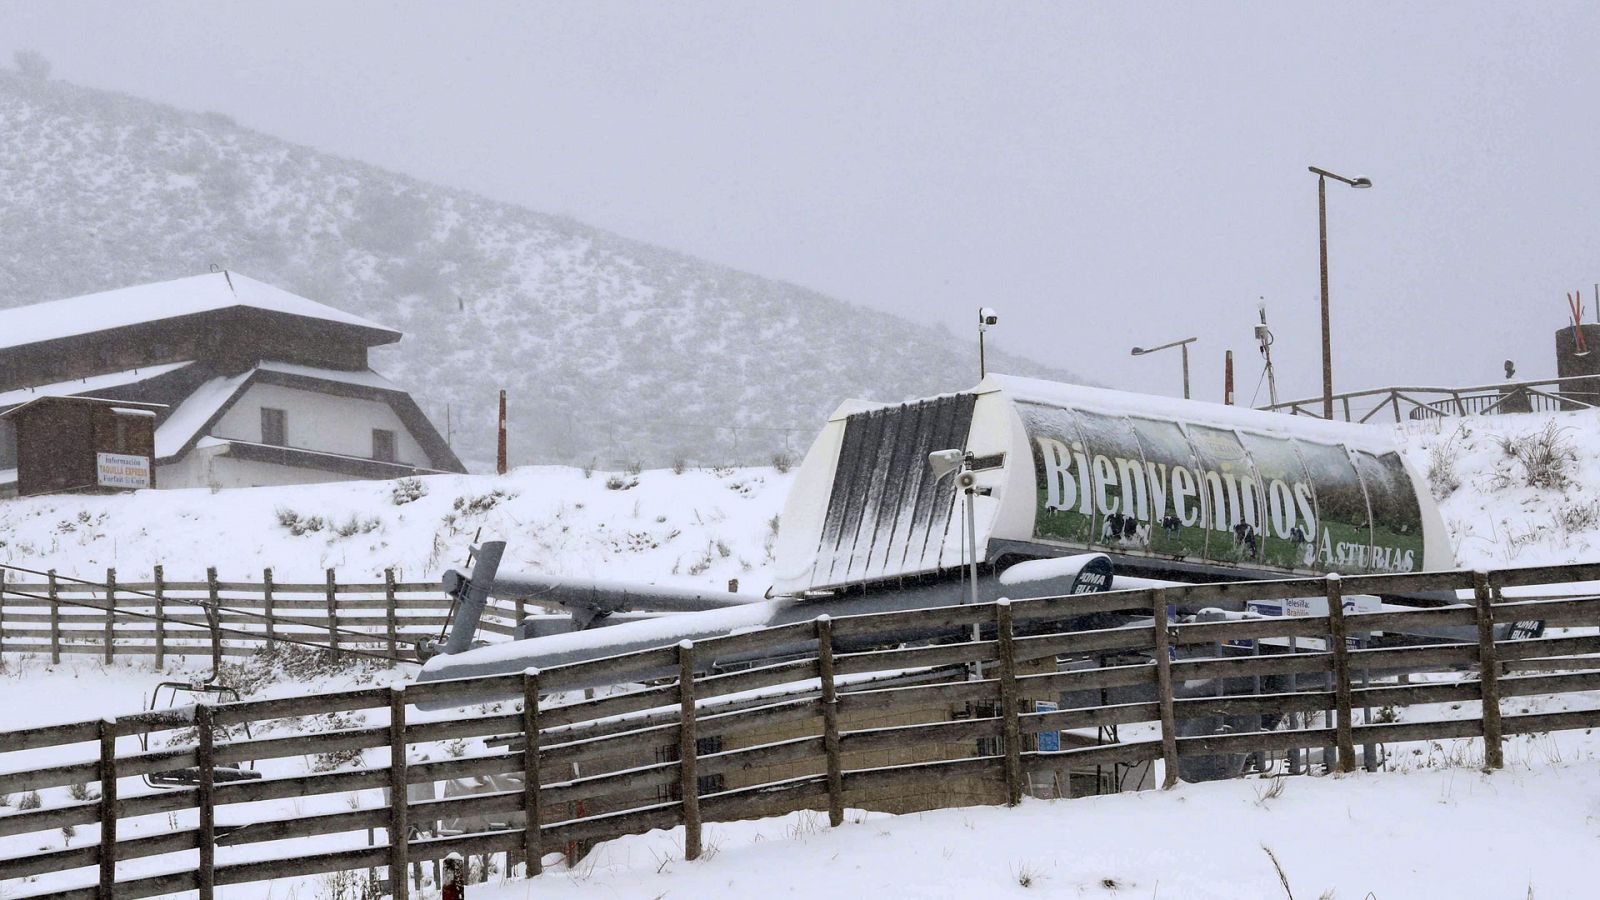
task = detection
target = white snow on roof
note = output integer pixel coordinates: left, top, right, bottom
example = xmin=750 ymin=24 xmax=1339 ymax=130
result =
xmin=0 ymin=272 xmax=396 ymax=351
xmin=983 ymin=373 xmax=1402 ymax=452
xmin=257 ymin=360 xmax=399 ymax=391
xmin=154 ymin=370 xmax=252 ymax=460
xmin=0 ymin=361 xmax=194 ymax=409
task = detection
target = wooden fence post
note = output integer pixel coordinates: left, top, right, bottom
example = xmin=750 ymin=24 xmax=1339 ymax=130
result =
xmin=49 ymin=569 xmax=60 ymax=665
xmin=206 ymin=568 xmax=222 ymax=673
xmin=152 ymin=566 xmax=166 ymax=670
xmin=1473 ymin=570 xmax=1505 ymax=770
xmin=995 ymin=600 xmax=1023 ymax=806
xmin=677 ymin=640 xmax=702 ymax=861
xmin=388 ymin=686 xmax=410 ymax=900
xmin=521 ymin=668 xmax=543 ymax=875
xmin=1325 ymin=575 xmax=1357 ymax=773
xmin=98 ymin=717 xmax=118 ymax=899
xmin=196 ymin=702 xmax=216 ymax=900
xmin=325 ymin=568 xmax=341 ymax=661
xmin=1151 ymin=591 xmax=1180 ymax=789
xmin=815 ymin=615 xmax=844 ymax=826
xmin=441 ymin=853 xmax=465 ymax=900
xmin=262 ymin=568 xmax=276 ymax=652
xmin=385 ymin=568 xmax=399 ymax=657
xmin=103 ymin=568 xmax=116 ymax=665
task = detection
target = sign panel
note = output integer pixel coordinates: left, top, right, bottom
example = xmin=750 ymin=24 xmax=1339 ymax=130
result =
xmin=1034 ymin=701 xmax=1060 ymax=752
xmin=96 ymin=452 xmax=150 ymax=489
xmin=1019 ymin=399 xmax=1425 ymax=576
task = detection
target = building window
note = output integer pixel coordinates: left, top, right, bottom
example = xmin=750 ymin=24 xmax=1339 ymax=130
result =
xmin=655 ymin=735 xmax=725 ymax=800
xmin=372 ymin=429 xmax=397 ymax=463
xmin=260 ymin=408 xmax=287 ymax=446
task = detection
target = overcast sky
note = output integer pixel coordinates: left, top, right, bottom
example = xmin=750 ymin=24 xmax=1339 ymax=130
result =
xmin=2 ymin=1 xmax=1595 ymax=407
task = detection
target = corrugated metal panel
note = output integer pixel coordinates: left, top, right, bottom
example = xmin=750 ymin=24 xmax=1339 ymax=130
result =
xmin=810 ymin=393 xmax=976 ymax=589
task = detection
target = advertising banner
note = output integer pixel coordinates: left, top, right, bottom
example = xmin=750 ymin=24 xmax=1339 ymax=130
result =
xmin=1020 ymin=400 xmax=1424 ymax=575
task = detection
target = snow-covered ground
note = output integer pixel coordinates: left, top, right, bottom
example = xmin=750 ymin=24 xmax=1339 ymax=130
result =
xmin=471 ymin=761 xmax=1598 ymax=900
xmin=0 ymin=464 xmax=791 ymax=587
xmin=7 ymin=411 xmax=1600 ymax=898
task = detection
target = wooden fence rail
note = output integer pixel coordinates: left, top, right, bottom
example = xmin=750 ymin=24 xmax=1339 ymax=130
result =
xmin=2 ymin=564 xmax=1600 ymax=897
xmin=0 ymin=566 xmax=527 ymax=663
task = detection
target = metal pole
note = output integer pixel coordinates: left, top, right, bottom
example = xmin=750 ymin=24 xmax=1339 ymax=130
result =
xmin=1318 ymin=174 xmax=1333 ymax=419
xmin=1180 ymin=341 xmax=1190 ymax=400
xmin=965 ymin=467 xmax=981 ymax=677
xmin=497 ymin=390 xmax=508 ymax=475
xmin=979 ymin=326 xmax=987 ymax=380
xmin=1224 ymin=350 xmax=1234 ymax=405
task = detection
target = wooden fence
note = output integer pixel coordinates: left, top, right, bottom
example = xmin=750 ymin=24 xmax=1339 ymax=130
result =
xmin=3 ymin=563 xmax=1600 ymax=898
xmin=0 ymin=566 xmax=523 ymax=664
xmin=1259 ymin=374 xmax=1600 ymax=423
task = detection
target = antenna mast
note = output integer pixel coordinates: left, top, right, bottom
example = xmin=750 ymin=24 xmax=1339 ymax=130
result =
xmin=1255 ymin=300 xmax=1279 ymax=408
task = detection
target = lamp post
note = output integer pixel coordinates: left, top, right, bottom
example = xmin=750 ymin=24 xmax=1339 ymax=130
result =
xmin=1308 ymin=166 xmax=1372 ymax=419
xmin=1130 ymin=336 xmax=1198 ymax=399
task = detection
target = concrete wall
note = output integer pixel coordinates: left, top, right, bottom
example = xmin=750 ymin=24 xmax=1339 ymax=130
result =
xmin=211 ymin=382 xmax=432 ymax=467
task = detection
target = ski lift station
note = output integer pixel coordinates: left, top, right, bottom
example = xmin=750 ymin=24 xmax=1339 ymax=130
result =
xmin=775 ymin=373 xmax=1451 ymax=593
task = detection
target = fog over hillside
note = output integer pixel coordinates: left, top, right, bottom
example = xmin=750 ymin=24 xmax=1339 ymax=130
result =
xmin=0 ymin=67 xmax=1076 ymax=470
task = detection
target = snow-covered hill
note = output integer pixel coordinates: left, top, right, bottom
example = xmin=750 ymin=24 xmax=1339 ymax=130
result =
xmin=1398 ymin=407 xmax=1600 ymax=570
xmin=0 ymin=67 xmax=1077 ymax=471
xmin=1 ymin=407 xmax=1598 ymax=590
xmin=0 ymin=465 xmax=792 ymax=588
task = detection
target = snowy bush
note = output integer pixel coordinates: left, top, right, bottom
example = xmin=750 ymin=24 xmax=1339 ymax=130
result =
xmin=605 ymin=474 xmax=639 ymax=491
xmin=1493 ymin=421 xmax=1577 ymax=491
xmin=1427 ymin=444 xmax=1462 ymax=499
xmin=334 ymin=514 xmax=381 ymax=538
xmin=771 ymin=452 xmax=793 ymax=473
xmin=274 ymin=508 xmax=327 ymax=535
xmin=389 ymin=477 xmax=428 ymax=505
xmin=18 ymin=791 xmax=40 ymax=810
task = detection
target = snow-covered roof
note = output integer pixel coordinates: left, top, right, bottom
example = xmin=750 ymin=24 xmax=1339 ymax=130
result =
xmin=0 ymin=361 xmax=194 ymax=410
xmin=0 ymin=272 xmax=396 ymax=351
xmin=256 ymin=360 xmax=399 ymax=391
xmin=154 ymin=371 xmax=253 ymax=459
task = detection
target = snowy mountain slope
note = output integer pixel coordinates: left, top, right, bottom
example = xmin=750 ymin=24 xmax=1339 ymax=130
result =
xmin=0 ymin=68 xmax=1077 ymax=470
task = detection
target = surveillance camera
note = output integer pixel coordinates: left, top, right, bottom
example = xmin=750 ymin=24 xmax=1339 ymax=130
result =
xmin=978 ymin=307 xmax=999 ymax=327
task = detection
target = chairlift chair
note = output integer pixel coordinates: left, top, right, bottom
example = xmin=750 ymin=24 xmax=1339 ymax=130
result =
xmin=138 ymin=681 xmax=262 ymax=789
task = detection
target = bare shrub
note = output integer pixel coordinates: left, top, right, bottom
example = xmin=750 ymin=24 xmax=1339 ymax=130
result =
xmin=672 ymin=457 xmax=689 ymax=475
xmin=624 ymin=460 xmax=643 ymax=476
xmin=605 ymin=474 xmax=639 ymax=491
xmin=1494 ymin=421 xmax=1577 ymax=491
xmin=1427 ymin=444 xmax=1461 ymax=499
xmin=1557 ymin=501 xmax=1600 ymax=533
xmin=18 ymin=791 xmax=40 ymax=810
xmin=771 ymin=452 xmax=793 ymax=474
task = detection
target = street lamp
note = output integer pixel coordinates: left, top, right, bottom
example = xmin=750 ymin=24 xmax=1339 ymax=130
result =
xmin=1130 ymin=336 xmax=1198 ymax=399
xmin=1309 ymin=166 xmax=1372 ymax=419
